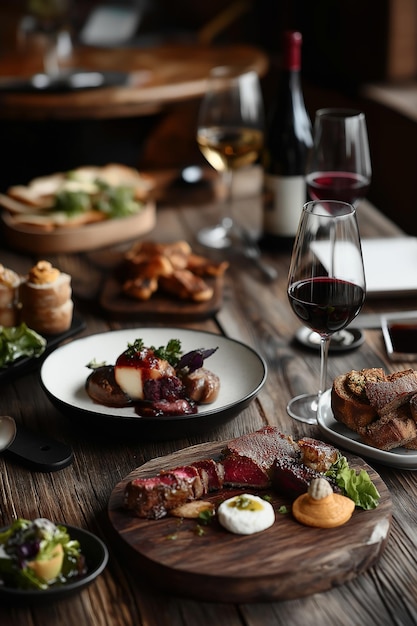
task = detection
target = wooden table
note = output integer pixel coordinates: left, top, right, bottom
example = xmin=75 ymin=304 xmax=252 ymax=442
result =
xmin=0 ymin=43 xmax=269 ymax=120
xmin=1 ymin=174 xmax=417 ymax=625
xmin=0 ymin=42 xmax=268 ymax=191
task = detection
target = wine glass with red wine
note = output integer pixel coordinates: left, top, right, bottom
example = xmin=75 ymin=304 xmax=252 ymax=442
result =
xmin=287 ymin=200 xmax=366 ymax=424
xmin=306 ymin=108 xmax=371 ymax=206
xmin=196 ymin=66 xmax=264 ymax=249
xmin=305 ymin=108 xmax=371 ymax=349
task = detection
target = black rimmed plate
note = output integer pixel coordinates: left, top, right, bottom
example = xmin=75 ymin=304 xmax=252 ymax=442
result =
xmin=40 ymin=328 xmax=267 ymax=440
xmin=0 ymin=524 xmax=108 ymax=604
xmin=317 ymin=389 xmax=417 ymax=470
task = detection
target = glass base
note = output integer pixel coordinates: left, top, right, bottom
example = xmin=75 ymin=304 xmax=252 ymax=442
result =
xmin=197 ymin=224 xmax=231 ymax=249
xmin=286 ymin=393 xmax=319 ymax=424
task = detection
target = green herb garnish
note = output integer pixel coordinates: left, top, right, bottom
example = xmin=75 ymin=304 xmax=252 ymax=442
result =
xmin=198 ymin=509 xmax=214 ymax=524
xmin=326 ymin=455 xmax=380 ymax=510
xmin=125 ymin=338 xmax=182 ymax=366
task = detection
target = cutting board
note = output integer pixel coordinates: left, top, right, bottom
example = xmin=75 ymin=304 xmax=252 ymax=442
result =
xmin=107 ymin=440 xmax=391 ymax=603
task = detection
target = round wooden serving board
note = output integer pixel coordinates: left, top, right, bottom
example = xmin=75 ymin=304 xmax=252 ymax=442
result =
xmin=108 ymin=439 xmax=392 ymax=603
xmin=1 ymin=202 xmax=156 ymax=254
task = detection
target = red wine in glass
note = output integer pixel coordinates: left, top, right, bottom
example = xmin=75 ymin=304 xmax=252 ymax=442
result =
xmin=288 ymin=277 xmax=365 ymax=336
xmin=306 ymin=171 xmax=370 ymax=206
xmin=286 ymin=199 xmax=366 ymax=424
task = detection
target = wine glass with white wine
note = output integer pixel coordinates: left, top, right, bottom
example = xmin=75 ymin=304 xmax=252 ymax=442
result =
xmin=196 ymin=66 xmax=264 ymax=249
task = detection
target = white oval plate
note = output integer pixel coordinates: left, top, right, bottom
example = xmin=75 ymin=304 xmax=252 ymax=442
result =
xmin=40 ymin=328 xmax=267 ymax=439
xmin=317 ymin=389 xmax=417 ymax=470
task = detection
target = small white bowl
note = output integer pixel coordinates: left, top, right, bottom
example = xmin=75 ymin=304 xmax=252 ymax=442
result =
xmin=381 ymin=313 xmax=417 ymax=361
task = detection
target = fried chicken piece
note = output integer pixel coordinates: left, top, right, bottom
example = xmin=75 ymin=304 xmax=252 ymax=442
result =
xmin=159 ymin=269 xmax=213 ymax=302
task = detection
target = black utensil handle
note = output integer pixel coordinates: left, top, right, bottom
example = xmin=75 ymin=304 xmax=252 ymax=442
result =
xmin=4 ymin=424 xmax=73 ymax=472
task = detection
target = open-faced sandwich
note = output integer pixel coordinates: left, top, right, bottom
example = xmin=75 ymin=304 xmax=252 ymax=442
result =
xmin=0 ymin=163 xmax=154 ymax=232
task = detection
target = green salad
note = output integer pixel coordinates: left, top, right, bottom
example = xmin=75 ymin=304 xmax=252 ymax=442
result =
xmin=0 ymin=518 xmax=86 ymax=590
xmin=0 ymin=324 xmax=46 ymax=368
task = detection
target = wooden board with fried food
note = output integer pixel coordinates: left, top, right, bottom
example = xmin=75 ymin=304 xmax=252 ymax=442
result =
xmin=99 ymin=240 xmax=228 ymax=321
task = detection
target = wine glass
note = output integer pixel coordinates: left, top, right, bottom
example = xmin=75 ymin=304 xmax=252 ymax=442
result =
xmin=287 ymin=200 xmax=366 ymax=424
xmin=306 ymin=108 xmax=372 ymax=206
xmin=196 ymin=66 xmax=264 ymax=249
xmin=305 ymin=108 xmax=371 ymax=349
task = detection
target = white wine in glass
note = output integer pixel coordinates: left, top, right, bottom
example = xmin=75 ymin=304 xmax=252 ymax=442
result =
xmin=287 ymin=200 xmax=366 ymax=424
xmin=196 ymin=66 xmax=264 ymax=249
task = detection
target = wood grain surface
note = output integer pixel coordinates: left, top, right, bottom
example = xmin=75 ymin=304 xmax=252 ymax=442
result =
xmin=108 ymin=440 xmax=391 ymax=603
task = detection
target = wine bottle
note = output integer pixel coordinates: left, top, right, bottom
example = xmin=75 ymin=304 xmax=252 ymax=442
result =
xmin=260 ymin=30 xmax=313 ymax=249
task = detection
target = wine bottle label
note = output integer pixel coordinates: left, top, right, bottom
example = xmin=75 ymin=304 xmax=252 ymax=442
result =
xmin=263 ymin=174 xmax=306 ymax=237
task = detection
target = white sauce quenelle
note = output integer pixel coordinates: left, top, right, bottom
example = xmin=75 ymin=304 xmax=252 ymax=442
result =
xmin=218 ymin=493 xmax=275 ymax=535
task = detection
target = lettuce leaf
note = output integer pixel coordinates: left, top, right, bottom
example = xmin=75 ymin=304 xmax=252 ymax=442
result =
xmin=0 ymin=324 xmax=46 ymax=368
xmin=326 ymin=455 xmax=380 ymax=510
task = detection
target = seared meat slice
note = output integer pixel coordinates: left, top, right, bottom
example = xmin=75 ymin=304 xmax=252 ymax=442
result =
xmin=125 ymin=465 xmax=204 ymax=518
xmin=160 ymin=466 xmax=205 ymax=499
xmin=192 ymin=459 xmax=224 ymax=491
xmin=123 ymin=427 xmax=342 ymax=519
xmin=222 ymin=455 xmax=271 ymax=488
xmin=222 ymin=426 xmax=298 ymax=473
xmin=271 ymin=457 xmax=324 ymax=497
xmin=298 ymin=437 xmax=338 ymax=472
xmin=124 ymin=472 xmax=198 ymax=520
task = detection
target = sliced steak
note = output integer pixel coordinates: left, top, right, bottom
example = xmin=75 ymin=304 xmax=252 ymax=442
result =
xmin=124 ymin=473 xmax=198 ymax=520
xmin=191 ymin=458 xmax=224 ymax=491
xmin=222 ymin=426 xmax=298 ymax=473
xmin=221 ymin=455 xmax=271 ymax=488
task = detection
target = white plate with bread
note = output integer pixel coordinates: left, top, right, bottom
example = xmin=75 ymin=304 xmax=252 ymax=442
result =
xmin=317 ymin=389 xmax=417 ymax=470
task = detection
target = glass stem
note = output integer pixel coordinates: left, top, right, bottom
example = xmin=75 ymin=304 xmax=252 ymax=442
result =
xmin=220 ymin=169 xmax=234 ymax=232
xmin=318 ymin=336 xmax=331 ymax=399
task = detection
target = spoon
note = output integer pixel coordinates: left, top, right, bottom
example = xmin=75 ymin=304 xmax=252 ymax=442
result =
xmin=0 ymin=415 xmax=17 ymax=451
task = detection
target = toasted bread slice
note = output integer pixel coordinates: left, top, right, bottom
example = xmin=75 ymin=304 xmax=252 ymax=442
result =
xmin=359 ymin=404 xmax=417 ymax=451
xmin=366 ymin=369 xmax=417 ymax=413
xmin=331 ymin=369 xmax=385 ymax=432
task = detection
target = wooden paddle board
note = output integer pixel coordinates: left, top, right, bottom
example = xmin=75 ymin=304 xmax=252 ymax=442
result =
xmin=99 ymin=273 xmax=224 ymax=321
xmin=107 ymin=439 xmax=392 ymax=603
